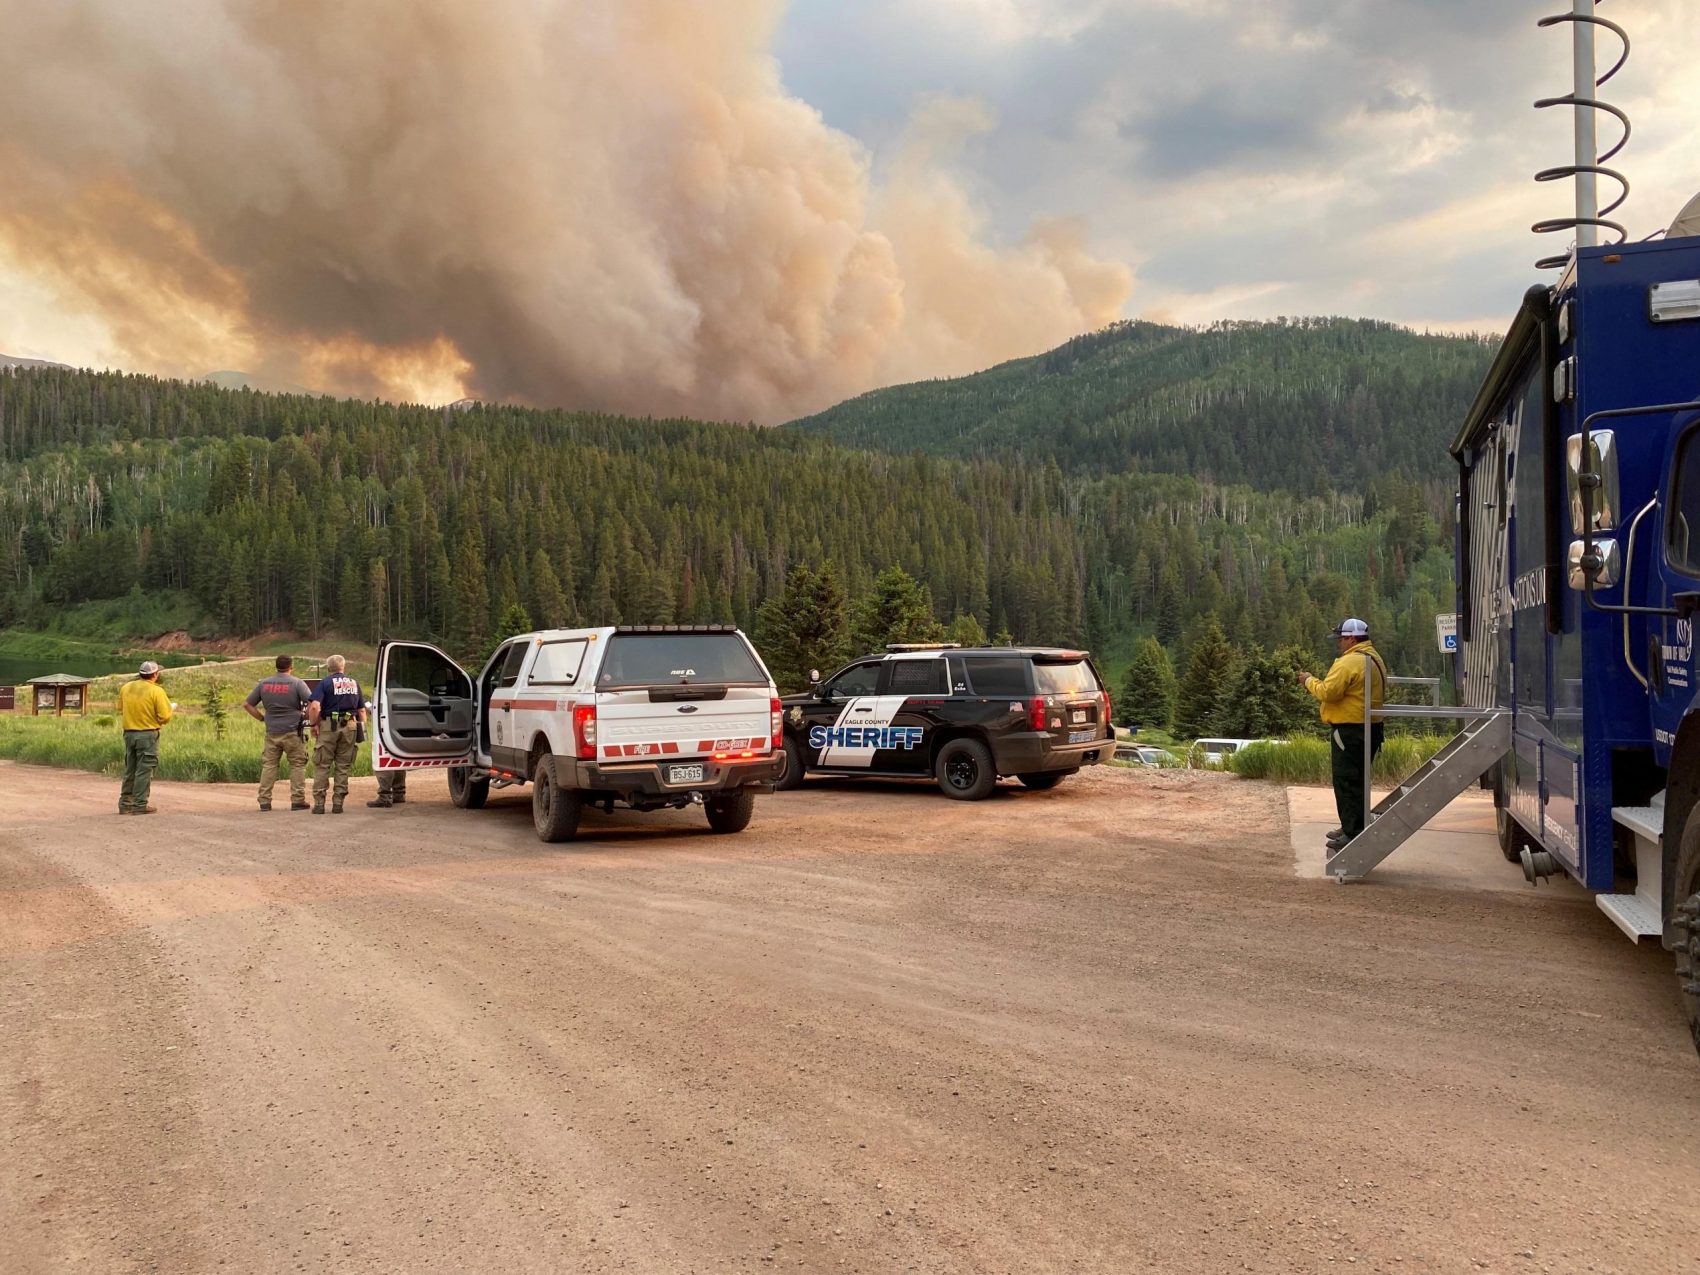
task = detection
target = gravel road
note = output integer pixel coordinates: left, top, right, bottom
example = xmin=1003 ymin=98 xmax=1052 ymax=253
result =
xmin=3 ymin=759 xmax=1696 ymax=1274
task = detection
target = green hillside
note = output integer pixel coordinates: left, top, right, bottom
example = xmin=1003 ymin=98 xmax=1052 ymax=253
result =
xmin=0 ymin=359 xmax=1465 ymax=707
xmin=787 ymin=317 xmax=1496 ymax=492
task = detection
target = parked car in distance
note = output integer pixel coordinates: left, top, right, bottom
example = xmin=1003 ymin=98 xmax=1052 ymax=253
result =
xmin=1128 ymin=745 xmax=1176 ymax=768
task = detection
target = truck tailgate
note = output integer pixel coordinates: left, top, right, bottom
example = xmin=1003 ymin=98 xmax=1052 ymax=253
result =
xmin=597 ymin=687 xmax=772 ymax=760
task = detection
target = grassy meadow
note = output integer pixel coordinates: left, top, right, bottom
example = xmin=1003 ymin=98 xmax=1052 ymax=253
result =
xmin=2 ymin=652 xmax=380 ymax=784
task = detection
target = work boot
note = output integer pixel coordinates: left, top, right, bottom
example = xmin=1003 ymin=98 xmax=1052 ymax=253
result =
xmin=132 ymin=805 xmax=157 ymax=816
xmin=1328 ymin=827 xmax=1343 ymax=839
xmin=312 ymin=799 xmax=325 ymax=815
xmin=331 ymin=799 xmax=344 ymax=815
xmin=258 ymin=801 xmax=272 ymax=812
xmin=367 ymin=796 xmax=393 ymax=809
xmin=392 ymin=793 xmax=405 ymax=805
xmin=291 ymin=799 xmax=311 ymax=811
xmin=1326 ymin=832 xmax=1350 ymax=851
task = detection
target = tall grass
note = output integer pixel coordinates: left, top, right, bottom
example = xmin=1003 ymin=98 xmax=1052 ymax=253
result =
xmin=0 ymin=709 xmax=375 ymax=784
xmin=85 ymin=657 xmax=377 ymax=708
xmin=1227 ymin=735 xmax=1444 ymax=785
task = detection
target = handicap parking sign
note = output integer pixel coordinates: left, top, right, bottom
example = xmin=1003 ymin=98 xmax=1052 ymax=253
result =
xmin=1435 ymin=613 xmax=1459 ymax=654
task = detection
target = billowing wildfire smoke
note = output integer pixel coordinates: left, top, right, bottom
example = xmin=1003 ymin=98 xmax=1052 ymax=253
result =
xmin=0 ymin=0 xmax=1131 ymax=420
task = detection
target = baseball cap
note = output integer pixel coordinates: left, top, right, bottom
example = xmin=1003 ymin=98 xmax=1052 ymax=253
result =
xmin=1332 ymin=618 xmax=1369 ymax=638
xmin=138 ymin=660 xmax=163 ymax=676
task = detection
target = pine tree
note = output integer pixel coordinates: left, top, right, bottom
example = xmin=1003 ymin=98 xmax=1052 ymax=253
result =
xmin=1154 ymin=561 xmax=1185 ymax=647
xmin=1174 ymin=614 xmax=1234 ymax=739
xmin=852 ymin=565 xmax=943 ymax=651
xmin=1218 ymin=647 xmax=1296 ymax=739
xmin=366 ymin=558 xmax=391 ymax=642
xmin=528 ymin=549 xmax=571 ymax=629
xmin=755 ymin=560 xmax=851 ymax=692
xmin=449 ymin=539 xmax=490 ymax=660
xmin=946 ymin=612 xmax=988 ymax=647
xmin=1117 ymin=637 xmax=1175 ymax=731
xmin=497 ymin=599 xmax=532 ymax=640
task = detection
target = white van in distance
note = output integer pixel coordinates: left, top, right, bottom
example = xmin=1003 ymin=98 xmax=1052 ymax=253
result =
xmin=373 ymin=625 xmax=783 ymax=842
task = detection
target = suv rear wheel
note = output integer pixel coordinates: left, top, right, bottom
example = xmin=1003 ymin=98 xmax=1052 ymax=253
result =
xmin=1018 ymin=770 xmax=1074 ymax=791
xmin=774 ymin=735 xmax=805 ymax=791
xmin=705 ymin=788 xmax=755 ymax=833
xmin=532 ymin=756 xmax=582 ymax=843
xmin=448 ymin=764 xmax=489 ymax=810
xmin=935 ymin=738 xmax=996 ymax=801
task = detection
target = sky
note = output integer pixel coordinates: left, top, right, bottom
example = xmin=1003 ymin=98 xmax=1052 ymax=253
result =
xmin=1 ymin=0 xmax=1697 ymax=405
xmin=773 ymin=0 xmax=1700 ymax=334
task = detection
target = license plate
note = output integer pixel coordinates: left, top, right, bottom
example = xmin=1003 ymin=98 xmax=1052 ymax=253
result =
xmin=668 ymin=763 xmax=705 ymax=784
xmin=1070 ymin=709 xmax=1088 ymax=724
xmin=1068 ymin=729 xmax=1096 ymax=744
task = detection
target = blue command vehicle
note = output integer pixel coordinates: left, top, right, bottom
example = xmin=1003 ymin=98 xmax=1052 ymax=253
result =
xmin=1326 ymin=6 xmax=1700 ymax=1058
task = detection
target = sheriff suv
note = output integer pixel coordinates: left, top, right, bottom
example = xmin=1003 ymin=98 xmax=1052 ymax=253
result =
xmin=775 ymin=644 xmax=1113 ymax=800
xmin=372 ymin=626 xmax=783 ymax=842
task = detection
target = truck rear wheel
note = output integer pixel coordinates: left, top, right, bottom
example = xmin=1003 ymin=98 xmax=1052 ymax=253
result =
xmin=1674 ymin=807 xmax=1700 ymax=1058
xmin=935 ymin=738 xmax=996 ymax=801
xmin=705 ymin=788 xmax=755 ymax=834
xmin=448 ymin=765 xmax=489 ymax=810
xmin=532 ymin=756 xmax=582 ymax=843
xmin=1493 ymin=770 xmax=1527 ymax=863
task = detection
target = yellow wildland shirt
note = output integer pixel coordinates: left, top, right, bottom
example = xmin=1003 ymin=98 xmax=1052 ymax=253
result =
xmin=1304 ymin=641 xmax=1388 ymax=726
xmin=119 ymin=679 xmax=173 ymax=731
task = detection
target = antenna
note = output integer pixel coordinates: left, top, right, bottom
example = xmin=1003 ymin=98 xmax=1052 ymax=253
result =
xmin=1532 ymin=2 xmax=1631 ymax=269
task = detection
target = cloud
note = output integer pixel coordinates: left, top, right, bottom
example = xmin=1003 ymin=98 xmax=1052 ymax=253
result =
xmin=779 ymin=0 xmax=1700 ymax=334
xmin=0 ymin=0 xmax=1129 ymax=419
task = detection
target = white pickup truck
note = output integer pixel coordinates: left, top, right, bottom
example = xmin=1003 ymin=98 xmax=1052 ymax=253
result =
xmin=373 ymin=625 xmax=783 ymax=842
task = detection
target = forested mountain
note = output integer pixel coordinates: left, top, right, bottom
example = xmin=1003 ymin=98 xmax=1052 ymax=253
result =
xmin=0 ymin=357 xmax=1462 ymax=700
xmin=788 ymin=318 xmax=1496 ymax=493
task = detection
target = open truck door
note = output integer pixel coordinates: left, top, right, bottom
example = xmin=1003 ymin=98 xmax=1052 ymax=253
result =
xmin=373 ymin=640 xmax=477 ymax=773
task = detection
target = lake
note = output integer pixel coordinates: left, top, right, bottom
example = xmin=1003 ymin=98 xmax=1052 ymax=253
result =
xmin=0 ymin=650 xmax=208 ymax=686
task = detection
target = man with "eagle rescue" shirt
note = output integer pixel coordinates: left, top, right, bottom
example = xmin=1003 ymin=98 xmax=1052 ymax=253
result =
xmin=307 ymin=654 xmax=366 ymax=815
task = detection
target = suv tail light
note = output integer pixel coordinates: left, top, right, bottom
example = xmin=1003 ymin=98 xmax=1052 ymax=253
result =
xmin=770 ymin=697 xmax=783 ymax=751
xmin=574 ymin=704 xmax=597 ymax=760
xmin=1099 ymin=690 xmax=1112 ymax=731
xmin=1028 ymin=696 xmax=1048 ymax=731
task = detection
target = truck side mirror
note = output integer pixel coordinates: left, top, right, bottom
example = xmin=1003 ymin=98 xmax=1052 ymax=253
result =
xmin=1567 ymin=538 xmax=1622 ymax=589
xmin=1566 ymin=430 xmax=1620 ymax=534
xmin=808 ymin=669 xmax=821 ymax=685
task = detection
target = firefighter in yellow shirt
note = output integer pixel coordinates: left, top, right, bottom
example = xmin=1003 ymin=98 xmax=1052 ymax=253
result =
xmin=1297 ymin=619 xmax=1388 ymax=852
xmin=117 ymin=660 xmax=174 ymax=814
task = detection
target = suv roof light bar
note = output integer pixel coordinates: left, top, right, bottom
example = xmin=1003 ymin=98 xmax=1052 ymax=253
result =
xmin=885 ymin=642 xmax=961 ymax=652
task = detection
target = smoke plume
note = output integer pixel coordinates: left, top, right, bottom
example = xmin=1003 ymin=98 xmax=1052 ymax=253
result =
xmin=0 ymin=0 xmax=1131 ymax=420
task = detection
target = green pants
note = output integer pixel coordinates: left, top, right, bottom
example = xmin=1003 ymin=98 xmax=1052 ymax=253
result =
xmin=259 ymin=731 xmax=308 ymax=804
xmin=1331 ymin=723 xmax=1385 ymax=838
xmin=119 ymin=729 xmax=160 ymax=812
xmin=313 ymin=721 xmax=360 ymax=802
xmin=376 ymin=771 xmax=407 ymax=799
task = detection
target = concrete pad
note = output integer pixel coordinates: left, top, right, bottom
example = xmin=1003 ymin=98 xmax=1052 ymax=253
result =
xmin=1288 ymin=784 xmax=1586 ymax=897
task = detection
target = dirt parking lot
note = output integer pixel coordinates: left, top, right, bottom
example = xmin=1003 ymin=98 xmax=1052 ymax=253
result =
xmin=3 ymin=759 xmax=1697 ymax=1274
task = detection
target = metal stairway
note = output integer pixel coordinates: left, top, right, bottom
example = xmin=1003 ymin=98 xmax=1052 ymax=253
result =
xmin=1327 ymin=712 xmax=1512 ymax=882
